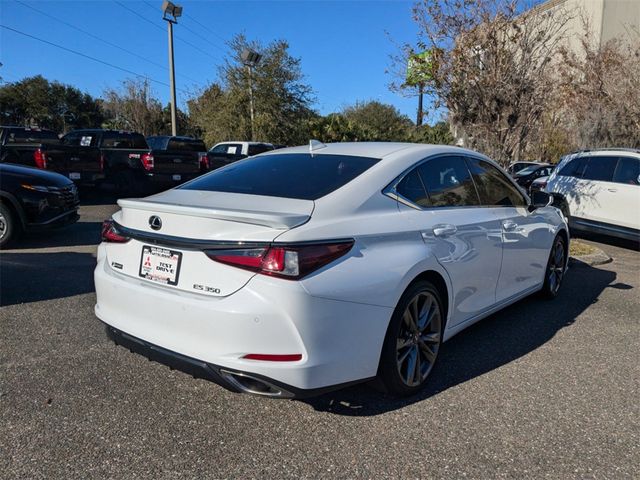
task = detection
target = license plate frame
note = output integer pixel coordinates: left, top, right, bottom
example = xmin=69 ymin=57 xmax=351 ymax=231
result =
xmin=139 ymin=245 xmax=182 ymax=286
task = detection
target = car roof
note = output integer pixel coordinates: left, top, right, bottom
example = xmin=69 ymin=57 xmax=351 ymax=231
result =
xmin=263 ymin=142 xmax=479 ymax=161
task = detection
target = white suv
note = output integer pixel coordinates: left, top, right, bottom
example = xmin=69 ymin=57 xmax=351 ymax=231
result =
xmin=546 ymin=149 xmax=640 ymax=241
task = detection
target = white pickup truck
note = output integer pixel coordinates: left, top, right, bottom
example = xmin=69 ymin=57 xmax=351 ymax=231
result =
xmin=207 ymin=141 xmax=275 ymax=170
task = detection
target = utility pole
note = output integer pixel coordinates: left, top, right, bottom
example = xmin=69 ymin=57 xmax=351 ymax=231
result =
xmin=162 ymin=1 xmax=182 ymax=136
xmin=241 ymin=48 xmax=262 ymax=142
xmin=247 ymin=64 xmax=255 ymax=141
xmin=416 ymin=83 xmax=424 ymax=127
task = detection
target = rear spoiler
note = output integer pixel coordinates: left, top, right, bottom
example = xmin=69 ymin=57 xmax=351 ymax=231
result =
xmin=117 ymin=198 xmax=310 ymax=230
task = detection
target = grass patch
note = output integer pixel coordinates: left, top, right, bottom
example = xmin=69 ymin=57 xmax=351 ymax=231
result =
xmin=569 ymin=240 xmax=597 ymax=257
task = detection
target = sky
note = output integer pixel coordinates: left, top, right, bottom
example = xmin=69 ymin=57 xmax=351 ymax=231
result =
xmin=0 ymin=0 xmax=431 ymax=121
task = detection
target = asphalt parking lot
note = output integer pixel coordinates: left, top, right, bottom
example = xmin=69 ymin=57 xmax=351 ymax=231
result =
xmin=1 ymin=192 xmax=639 ymax=479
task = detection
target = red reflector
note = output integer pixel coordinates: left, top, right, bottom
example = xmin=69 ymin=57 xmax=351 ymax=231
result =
xmin=243 ymin=354 xmax=302 ymax=362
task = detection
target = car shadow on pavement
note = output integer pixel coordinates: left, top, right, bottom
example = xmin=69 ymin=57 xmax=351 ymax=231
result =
xmin=301 ymin=260 xmax=619 ymax=416
xmin=0 ymin=252 xmax=96 ymax=306
xmin=11 ymin=221 xmax=103 ymax=250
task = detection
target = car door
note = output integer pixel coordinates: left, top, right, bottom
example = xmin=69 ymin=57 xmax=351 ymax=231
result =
xmin=395 ymin=155 xmax=504 ymax=327
xmin=576 ymin=156 xmax=620 ymax=225
xmin=610 ymin=156 xmax=640 ymax=230
xmin=465 ymin=156 xmax=553 ymax=302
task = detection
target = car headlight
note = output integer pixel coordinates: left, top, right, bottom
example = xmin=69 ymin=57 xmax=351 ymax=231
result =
xmin=21 ymin=184 xmax=55 ymax=193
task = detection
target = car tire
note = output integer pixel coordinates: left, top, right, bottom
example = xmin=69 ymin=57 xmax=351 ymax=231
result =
xmin=0 ymin=203 xmax=18 ymax=249
xmin=378 ymin=280 xmax=444 ymax=397
xmin=541 ymin=235 xmax=566 ymax=299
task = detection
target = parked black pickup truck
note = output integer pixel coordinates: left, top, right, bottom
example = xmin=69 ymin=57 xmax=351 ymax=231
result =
xmin=0 ymin=126 xmax=103 ymax=184
xmin=62 ymin=130 xmax=205 ymax=193
xmin=146 ymin=135 xmax=208 ymax=181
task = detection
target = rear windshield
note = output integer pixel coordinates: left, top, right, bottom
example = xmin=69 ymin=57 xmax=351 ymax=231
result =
xmin=167 ymin=138 xmax=206 ymax=152
xmin=101 ymin=132 xmax=148 ymax=149
xmin=180 ymin=153 xmax=380 ymax=200
xmin=4 ymin=128 xmax=59 ymax=144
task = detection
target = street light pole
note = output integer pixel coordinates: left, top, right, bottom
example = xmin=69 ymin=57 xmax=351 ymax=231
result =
xmin=246 ymin=64 xmax=255 ymax=141
xmin=167 ymin=21 xmax=177 ymax=136
xmin=162 ymin=1 xmax=182 ymax=136
xmin=240 ymin=48 xmax=262 ymax=142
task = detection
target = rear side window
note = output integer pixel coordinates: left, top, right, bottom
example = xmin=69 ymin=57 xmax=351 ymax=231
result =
xmin=101 ymin=133 xmax=148 ymax=149
xmin=5 ymin=129 xmax=59 ymax=144
xmin=180 ymin=153 xmax=380 ymax=200
xmin=417 ymin=156 xmax=480 ymax=207
xmin=558 ymin=157 xmax=588 ymax=178
xmin=613 ymin=157 xmax=640 ymax=185
xmin=582 ymin=156 xmax=618 ymax=182
xmin=395 ymin=168 xmax=431 ymax=207
xmin=466 ymin=158 xmax=526 ymax=207
xmin=247 ymin=144 xmax=274 ymax=156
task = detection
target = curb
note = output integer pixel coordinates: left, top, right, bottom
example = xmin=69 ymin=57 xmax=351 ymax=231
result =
xmin=569 ymin=246 xmax=612 ymax=267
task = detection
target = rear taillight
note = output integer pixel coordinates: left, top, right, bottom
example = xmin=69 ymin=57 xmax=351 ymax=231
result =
xmin=198 ymin=152 xmax=209 ymax=170
xmin=101 ymin=219 xmax=130 ymax=243
xmin=33 ymin=148 xmax=47 ymax=169
xmin=99 ymin=153 xmax=105 ymax=172
xmin=206 ymin=241 xmax=354 ymax=280
xmin=141 ymin=153 xmax=154 ymax=171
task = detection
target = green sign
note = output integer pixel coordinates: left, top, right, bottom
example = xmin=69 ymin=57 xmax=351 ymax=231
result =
xmin=406 ymin=50 xmax=436 ymax=87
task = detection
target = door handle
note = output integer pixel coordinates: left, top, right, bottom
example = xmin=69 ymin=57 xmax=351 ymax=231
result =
xmin=432 ymin=224 xmax=457 ymax=237
xmin=607 ymin=188 xmax=617 ymax=193
xmin=503 ymin=221 xmax=518 ymax=231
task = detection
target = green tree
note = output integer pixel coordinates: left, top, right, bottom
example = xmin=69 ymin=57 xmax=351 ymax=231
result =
xmin=101 ymin=78 xmax=164 ymax=136
xmin=0 ymin=75 xmax=104 ymax=132
xmin=342 ymin=100 xmax=414 ymax=141
xmin=188 ymin=34 xmax=315 ymax=146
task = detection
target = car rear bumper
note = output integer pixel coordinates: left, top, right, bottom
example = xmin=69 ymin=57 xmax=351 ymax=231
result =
xmin=103 ymin=323 xmax=371 ymax=398
xmin=94 ymin=248 xmax=392 ymax=395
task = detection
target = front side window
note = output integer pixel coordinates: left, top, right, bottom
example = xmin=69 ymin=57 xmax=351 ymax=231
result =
xmin=613 ymin=157 xmax=640 ymax=185
xmin=180 ymin=153 xmax=380 ymax=200
xmin=466 ymin=157 xmax=527 ymax=207
xmin=247 ymin=144 xmax=273 ymax=156
xmin=417 ymin=156 xmax=480 ymax=207
xmin=395 ymin=168 xmax=431 ymax=207
xmin=582 ymin=156 xmax=618 ymax=182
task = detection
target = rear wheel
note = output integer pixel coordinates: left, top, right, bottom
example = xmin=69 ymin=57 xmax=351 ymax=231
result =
xmin=0 ymin=203 xmax=18 ymax=249
xmin=378 ymin=281 xmax=443 ymax=396
xmin=541 ymin=235 xmax=566 ymax=299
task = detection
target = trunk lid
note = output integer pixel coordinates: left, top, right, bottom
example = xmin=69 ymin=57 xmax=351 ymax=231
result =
xmin=104 ymin=189 xmax=314 ymax=297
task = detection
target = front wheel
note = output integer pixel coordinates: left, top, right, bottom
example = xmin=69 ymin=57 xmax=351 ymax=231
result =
xmin=541 ymin=235 xmax=566 ymax=299
xmin=0 ymin=203 xmax=18 ymax=249
xmin=378 ymin=281 xmax=444 ymax=397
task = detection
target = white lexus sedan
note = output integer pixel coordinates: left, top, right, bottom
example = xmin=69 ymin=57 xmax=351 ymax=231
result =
xmin=95 ymin=143 xmax=569 ymax=398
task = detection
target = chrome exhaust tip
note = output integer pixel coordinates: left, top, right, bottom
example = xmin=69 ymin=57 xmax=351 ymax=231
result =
xmin=219 ymin=370 xmax=293 ymax=398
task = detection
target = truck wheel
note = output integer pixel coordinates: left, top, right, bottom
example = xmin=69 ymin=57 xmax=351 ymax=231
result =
xmin=0 ymin=203 xmax=18 ymax=249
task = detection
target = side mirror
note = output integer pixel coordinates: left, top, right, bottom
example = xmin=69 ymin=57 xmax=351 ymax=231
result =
xmin=530 ymin=191 xmax=553 ymax=210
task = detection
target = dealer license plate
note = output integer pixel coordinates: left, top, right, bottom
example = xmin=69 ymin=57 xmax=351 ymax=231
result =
xmin=139 ymin=245 xmax=182 ymax=286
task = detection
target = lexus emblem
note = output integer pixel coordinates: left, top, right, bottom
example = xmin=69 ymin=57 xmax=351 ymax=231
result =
xmin=149 ymin=215 xmax=162 ymax=231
